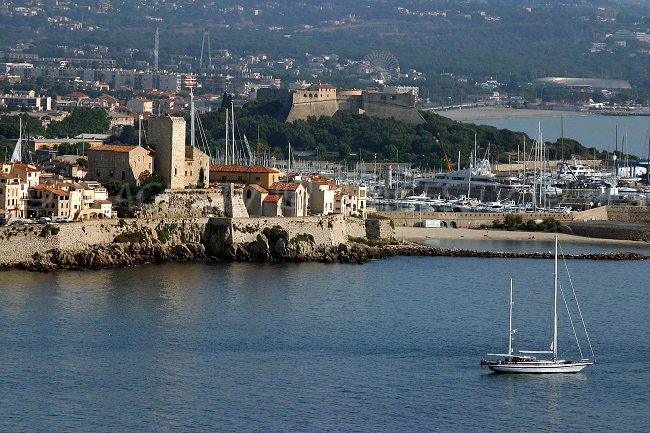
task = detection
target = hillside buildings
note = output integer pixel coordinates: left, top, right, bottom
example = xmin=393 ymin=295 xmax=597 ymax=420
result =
xmin=0 ymin=162 xmax=112 ymax=222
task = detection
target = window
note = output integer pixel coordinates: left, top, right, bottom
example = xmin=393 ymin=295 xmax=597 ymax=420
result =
xmin=174 ymin=168 xmax=177 ymax=176
xmin=97 ymin=171 xmax=101 ymax=177
xmin=246 ymin=189 xmax=252 ymax=199
xmin=121 ymin=171 xmax=126 ymax=180
xmin=256 ymin=177 xmax=260 ymax=181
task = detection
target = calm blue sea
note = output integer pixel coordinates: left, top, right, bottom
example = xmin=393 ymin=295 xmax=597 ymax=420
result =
xmin=463 ymin=114 xmax=650 ymax=158
xmin=1 ymin=242 xmax=649 ymax=432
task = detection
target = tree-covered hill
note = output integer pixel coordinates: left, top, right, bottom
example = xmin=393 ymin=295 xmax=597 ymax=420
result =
xmin=196 ymin=105 xmax=610 ymax=169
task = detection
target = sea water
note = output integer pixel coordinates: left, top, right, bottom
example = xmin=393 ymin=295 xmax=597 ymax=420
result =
xmin=1 ymin=243 xmax=649 ymax=432
xmin=462 ymin=113 xmax=650 ymax=158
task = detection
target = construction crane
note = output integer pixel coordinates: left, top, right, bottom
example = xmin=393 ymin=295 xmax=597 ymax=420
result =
xmin=437 ymin=134 xmax=453 ymax=173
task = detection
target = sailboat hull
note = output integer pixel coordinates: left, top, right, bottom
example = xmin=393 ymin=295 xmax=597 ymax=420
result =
xmin=488 ymin=360 xmax=593 ymax=374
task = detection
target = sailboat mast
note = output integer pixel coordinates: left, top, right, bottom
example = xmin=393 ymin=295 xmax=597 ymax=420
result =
xmin=508 ymin=277 xmax=513 ymax=356
xmin=231 ymin=102 xmax=236 ymax=164
xmin=225 ymin=108 xmax=229 ymax=164
xmin=138 ymin=115 xmax=142 ymax=147
xmin=190 ymin=88 xmax=196 ymax=148
xmin=553 ymin=235 xmax=559 ymax=360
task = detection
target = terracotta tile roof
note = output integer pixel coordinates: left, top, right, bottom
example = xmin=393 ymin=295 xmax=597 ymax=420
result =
xmin=97 ymin=94 xmax=120 ymax=102
xmin=263 ymin=194 xmax=282 ymax=203
xmin=65 ymin=91 xmax=90 ymax=98
xmin=210 ymin=164 xmax=281 ymax=174
xmin=269 ymin=182 xmax=301 ymax=191
xmin=12 ymin=163 xmax=40 ymax=172
xmin=248 ymin=184 xmax=268 ymax=193
xmin=49 ymin=189 xmax=69 ymax=197
xmin=89 ymin=145 xmax=139 ymax=153
xmin=0 ymin=173 xmax=17 ymax=179
xmin=94 ymin=200 xmax=112 ymax=204
xmin=33 ymin=183 xmax=50 ymax=190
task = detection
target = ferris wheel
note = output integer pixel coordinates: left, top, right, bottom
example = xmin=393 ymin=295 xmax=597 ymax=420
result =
xmin=363 ymin=50 xmax=401 ymax=83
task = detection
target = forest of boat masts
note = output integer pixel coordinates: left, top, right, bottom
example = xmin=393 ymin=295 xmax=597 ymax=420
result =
xmin=275 ymin=145 xmax=650 ymax=214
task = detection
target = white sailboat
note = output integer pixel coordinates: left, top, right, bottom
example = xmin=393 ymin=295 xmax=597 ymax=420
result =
xmin=10 ymin=117 xmax=23 ymax=163
xmin=481 ymin=236 xmax=595 ymax=374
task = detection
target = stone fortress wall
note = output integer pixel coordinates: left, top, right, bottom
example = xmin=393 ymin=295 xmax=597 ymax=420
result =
xmin=258 ymin=87 xmax=424 ymax=124
xmin=0 ymin=214 xmax=388 ymax=267
xmin=0 ymin=218 xmax=208 ymax=265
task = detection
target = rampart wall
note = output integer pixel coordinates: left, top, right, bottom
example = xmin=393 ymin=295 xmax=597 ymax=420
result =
xmin=607 ymin=206 xmax=650 ymax=223
xmin=260 ymin=87 xmax=423 ymax=124
xmin=0 ymin=214 xmax=387 ymax=267
xmin=0 ymin=218 xmax=208 ymax=265
xmin=565 ymin=221 xmax=650 ymax=242
xmin=375 ymin=211 xmax=575 ymax=229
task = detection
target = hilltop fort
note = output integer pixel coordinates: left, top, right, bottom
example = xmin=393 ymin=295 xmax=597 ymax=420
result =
xmin=256 ymin=84 xmax=425 ymax=124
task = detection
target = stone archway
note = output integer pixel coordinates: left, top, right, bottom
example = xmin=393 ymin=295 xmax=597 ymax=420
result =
xmin=450 ymin=221 xmax=458 ymax=228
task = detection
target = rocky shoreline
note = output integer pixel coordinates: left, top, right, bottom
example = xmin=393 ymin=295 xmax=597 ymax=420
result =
xmin=1 ymin=237 xmax=647 ymax=272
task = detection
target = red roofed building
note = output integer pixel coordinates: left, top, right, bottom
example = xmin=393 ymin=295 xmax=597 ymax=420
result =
xmin=28 ymin=185 xmax=72 ymax=219
xmin=267 ymin=181 xmax=308 ymax=217
xmin=0 ymin=172 xmax=22 ymax=220
xmin=262 ymin=193 xmax=283 ymax=217
xmin=209 ymin=164 xmax=284 ymax=189
xmin=87 ymin=144 xmax=154 ymax=185
xmin=243 ymin=181 xmax=308 ymax=217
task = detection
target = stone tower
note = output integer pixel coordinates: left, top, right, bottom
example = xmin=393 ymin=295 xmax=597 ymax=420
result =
xmin=148 ymin=116 xmax=186 ymax=189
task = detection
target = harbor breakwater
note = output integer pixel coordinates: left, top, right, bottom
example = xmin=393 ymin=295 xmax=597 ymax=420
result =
xmin=1 ymin=216 xmax=646 ymax=272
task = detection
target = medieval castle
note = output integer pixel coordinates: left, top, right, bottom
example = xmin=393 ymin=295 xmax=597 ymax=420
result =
xmin=256 ymin=84 xmax=424 ymax=124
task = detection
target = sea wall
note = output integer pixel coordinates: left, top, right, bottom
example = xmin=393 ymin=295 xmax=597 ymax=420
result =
xmin=0 ymin=215 xmax=393 ymax=270
xmin=203 ymin=214 xmax=369 ymax=258
xmin=607 ymin=206 xmax=650 ymax=224
xmin=375 ymin=210 xmax=575 ymax=229
xmin=564 ymin=221 xmax=650 ymax=242
xmin=0 ymin=218 xmax=209 ymax=266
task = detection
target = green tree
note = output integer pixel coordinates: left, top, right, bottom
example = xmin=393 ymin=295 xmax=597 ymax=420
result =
xmin=58 ymin=142 xmax=90 ymax=156
xmin=198 ymin=167 xmax=205 ymax=188
xmin=338 ymin=143 xmax=351 ymax=160
xmin=220 ymin=93 xmax=233 ymax=109
xmin=138 ymin=170 xmax=165 ymax=203
xmin=46 ymin=107 xmax=110 ymax=138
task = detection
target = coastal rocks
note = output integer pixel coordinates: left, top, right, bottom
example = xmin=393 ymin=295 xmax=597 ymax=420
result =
xmin=3 ymin=236 xmax=647 ymax=273
xmin=372 ymin=244 xmax=648 ymax=261
xmin=9 ymin=240 xmax=208 ymax=271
